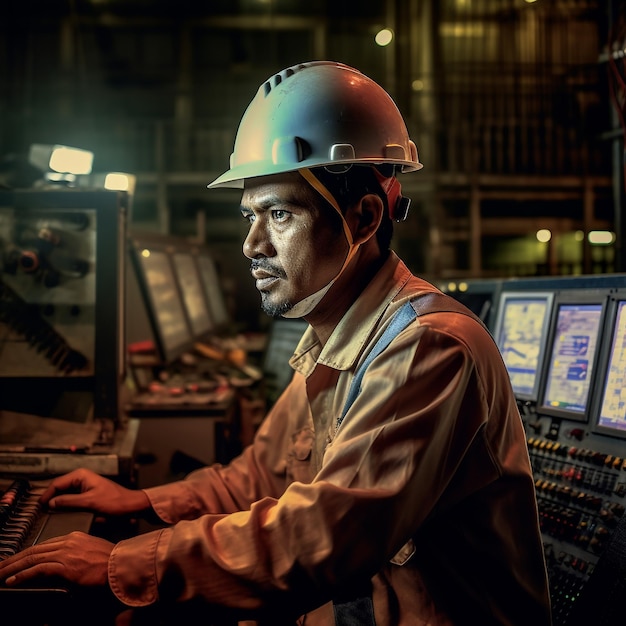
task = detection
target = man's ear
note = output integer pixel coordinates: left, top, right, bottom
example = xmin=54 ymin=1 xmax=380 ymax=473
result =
xmin=348 ymin=194 xmax=384 ymax=245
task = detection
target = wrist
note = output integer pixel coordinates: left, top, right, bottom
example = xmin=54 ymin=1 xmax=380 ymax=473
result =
xmin=124 ymin=488 xmax=152 ymax=515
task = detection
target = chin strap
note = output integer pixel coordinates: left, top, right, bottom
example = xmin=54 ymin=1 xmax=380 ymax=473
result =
xmin=298 ymin=168 xmax=355 ymax=245
xmin=280 ymin=169 xmax=361 ymax=319
xmin=297 ymin=167 xmax=360 ymax=276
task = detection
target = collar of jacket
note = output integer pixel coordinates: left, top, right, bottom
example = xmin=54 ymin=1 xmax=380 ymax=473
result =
xmin=289 ymin=252 xmax=420 ymax=377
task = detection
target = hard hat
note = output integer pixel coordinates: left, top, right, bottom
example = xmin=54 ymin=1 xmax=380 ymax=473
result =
xmin=207 ymin=60 xmax=422 ymax=189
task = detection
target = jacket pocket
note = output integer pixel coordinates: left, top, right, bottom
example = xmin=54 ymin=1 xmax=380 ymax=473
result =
xmin=286 ymin=427 xmax=315 ymax=484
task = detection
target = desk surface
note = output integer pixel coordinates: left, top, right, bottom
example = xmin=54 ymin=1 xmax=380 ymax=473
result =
xmin=0 ymin=418 xmax=140 ymax=478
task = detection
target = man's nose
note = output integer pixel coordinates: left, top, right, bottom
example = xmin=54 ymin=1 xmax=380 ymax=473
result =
xmin=243 ymin=218 xmax=274 ymax=259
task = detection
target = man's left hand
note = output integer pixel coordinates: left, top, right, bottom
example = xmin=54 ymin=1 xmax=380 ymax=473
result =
xmin=0 ymin=531 xmax=113 ymax=588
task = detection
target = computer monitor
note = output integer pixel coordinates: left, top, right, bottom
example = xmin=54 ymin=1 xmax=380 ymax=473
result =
xmin=130 ymin=242 xmax=193 ymax=364
xmin=493 ymin=291 xmax=554 ymax=402
xmin=537 ymin=292 xmax=608 ymax=423
xmin=196 ymin=253 xmax=229 ymax=330
xmin=262 ymin=319 xmax=309 ymax=406
xmin=171 ymin=251 xmax=214 ymax=339
xmin=592 ymin=297 xmax=626 ymax=438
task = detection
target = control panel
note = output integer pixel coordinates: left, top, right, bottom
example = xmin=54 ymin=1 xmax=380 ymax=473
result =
xmin=525 ymin=419 xmax=626 ymax=625
xmin=447 ymin=274 xmax=626 ymax=626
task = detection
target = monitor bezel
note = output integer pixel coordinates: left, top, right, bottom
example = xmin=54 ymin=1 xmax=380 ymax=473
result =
xmin=591 ymin=293 xmax=626 ymax=439
xmin=170 ymin=249 xmax=215 ymax=340
xmin=129 ymin=236 xmax=195 ymax=364
xmin=492 ymin=290 xmax=555 ymax=403
xmin=194 ymin=252 xmax=230 ymax=332
xmin=536 ymin=290 xmax=610 ymax=424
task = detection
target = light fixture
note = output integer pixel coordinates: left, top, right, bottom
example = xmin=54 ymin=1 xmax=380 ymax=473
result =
xmin=104 ymin=172 xmax=133 ymax=191
xmin=536 ymin=229 xmax=552 ymax=243
xmin=375 ymin=29 xmax=394 ymax=47
xmin=588 ymin=231 xmax=615 ymax=245
xmin=76 ymin=171 xmax=136 ymax=194
xmin=28 ymin=144 xmax=94 ymax=177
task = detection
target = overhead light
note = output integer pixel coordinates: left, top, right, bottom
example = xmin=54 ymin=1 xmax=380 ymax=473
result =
xmin=375 ymin=29 xmax=394 ymax=47
xmin=75 ymin=171 xmax=136 ymax=198
xmin=536 ymin=229 xmax=552 ymax=243
xmin=79 ymin=171 xmax=135 ymax=191
xmin=104 ymin=172 xmax=133 ymax=191
xmin=588 ymin=231 xmax=615 ymax=245
xmin=29 ymin=144 xmax=94 ymax=176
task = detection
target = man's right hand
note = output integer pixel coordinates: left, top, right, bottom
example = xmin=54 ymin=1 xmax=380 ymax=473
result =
xmin=39 ymin=468 xmax=151 ymax=516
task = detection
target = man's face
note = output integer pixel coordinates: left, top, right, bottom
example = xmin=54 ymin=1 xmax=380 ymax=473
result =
xmin=240 ymin=172 xmax=349 ymax=317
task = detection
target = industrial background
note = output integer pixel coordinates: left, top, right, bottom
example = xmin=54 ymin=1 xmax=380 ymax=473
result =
xmin=1 ymin=0 xmax=625 ymax=323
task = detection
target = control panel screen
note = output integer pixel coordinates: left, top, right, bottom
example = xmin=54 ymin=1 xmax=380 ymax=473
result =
xmin=494 ymin=292 xmax=553 ymax=401
xmin=595 ymin=299 xmax=626 ymax=436
xmin=196 ymin=254 xmax=229 ymax=328
xmin=138 ymin=248 xmax=192 ymax=362
xmin=539 ymin=300 xmax=604 ymax=420
xmin=172 ymin=252 xmax=213 ymax=338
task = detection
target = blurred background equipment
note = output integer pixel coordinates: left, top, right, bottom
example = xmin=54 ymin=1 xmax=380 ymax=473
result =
xmin=0 ymin=186 xmax=134 ymax=476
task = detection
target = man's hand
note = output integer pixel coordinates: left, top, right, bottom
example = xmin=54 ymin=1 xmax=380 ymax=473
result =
xmin=40 ymin=468 xmax=151 ymax=516
xmin=0 ymin=532 xmax=113 ymax=588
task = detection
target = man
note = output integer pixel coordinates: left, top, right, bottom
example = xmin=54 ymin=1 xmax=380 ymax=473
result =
xmin=0 ymin=61 xmax=552 ymax=625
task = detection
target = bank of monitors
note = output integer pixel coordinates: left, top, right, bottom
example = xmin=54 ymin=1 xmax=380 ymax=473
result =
xmin=171 ymin=251 xmax=214 ymax=339
xmin=592 ymin=295 xmax=626 ymax=439
xmin=130 ymin=240 xmax=193 ymax=364
xmin=493 ymin=291 xmax=554 ymax=402
xmin=495 ymin=285 xmax=626 ymax=439
xmin=537 ymin=292 xmax=608 ymax=423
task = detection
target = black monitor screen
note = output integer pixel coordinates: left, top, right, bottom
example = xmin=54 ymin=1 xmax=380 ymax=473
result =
xmin=172 ymin=252 xmax=213 ymax=338
xmin=494 ymin=292 xmax=553 ymax=401
xmin=196 ymin=254 xmax=229 ymax=328
xmin=263 ymin=319 xmax=309 ymax=406
xmin=135 ymin=247 xmax=192 ymax=362
xmin=538 ymin=298 xmax=606 ymax=421
xmin=594 ymin=299 xmax=626 ymax=437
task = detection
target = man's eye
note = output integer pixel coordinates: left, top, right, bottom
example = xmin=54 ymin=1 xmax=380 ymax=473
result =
xmin=272 ymin=209 xmax=290 ymax=222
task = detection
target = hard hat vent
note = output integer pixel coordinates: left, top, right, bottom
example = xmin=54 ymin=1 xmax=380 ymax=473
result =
xmin=264 ymin=65 xmax=303 ymax=97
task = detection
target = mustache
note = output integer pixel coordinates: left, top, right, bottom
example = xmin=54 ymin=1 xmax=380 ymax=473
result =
xmin=250 ymin=259 xmax=287 ymax=279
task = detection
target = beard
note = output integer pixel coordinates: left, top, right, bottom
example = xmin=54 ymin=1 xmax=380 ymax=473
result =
xmin=259 ymin=292 xmax=294 ymax=318
xmin=251 ymin=259 xmax=293 ymax=318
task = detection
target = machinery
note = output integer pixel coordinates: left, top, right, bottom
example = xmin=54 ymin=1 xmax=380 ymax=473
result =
xmin=0 ymin=187 xmax=134 ymax=476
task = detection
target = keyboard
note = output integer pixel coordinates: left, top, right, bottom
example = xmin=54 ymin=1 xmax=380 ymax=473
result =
xmin=0 ymin=477 xmax=94 ymax=623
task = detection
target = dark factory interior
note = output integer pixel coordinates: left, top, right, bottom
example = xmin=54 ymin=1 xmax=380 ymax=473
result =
xmin=1 ymin=1 xmax=626 ymax=625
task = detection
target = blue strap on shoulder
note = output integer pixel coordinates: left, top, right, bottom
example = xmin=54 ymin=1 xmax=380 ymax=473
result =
xmin=336 ymin=292 xmax=482 ymax=434
xmin=335 ymin=300 xmax=417 ymax=432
